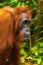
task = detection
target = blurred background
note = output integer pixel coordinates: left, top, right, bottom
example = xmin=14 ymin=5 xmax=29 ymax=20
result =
xmin=0 ymin=0 xmax=43 ymax=65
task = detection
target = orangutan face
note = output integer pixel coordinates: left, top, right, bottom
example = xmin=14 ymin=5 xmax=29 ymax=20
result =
xmin=17 ymin=13 xmax=31 ymax=41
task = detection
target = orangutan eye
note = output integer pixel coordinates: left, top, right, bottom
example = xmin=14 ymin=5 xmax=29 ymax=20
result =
xmin=23 ymin=20 xmax=29 ymax=24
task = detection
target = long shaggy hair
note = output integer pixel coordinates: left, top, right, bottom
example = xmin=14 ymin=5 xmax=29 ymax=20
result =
xmin=0 ymin=6 xmax=31 ymax=65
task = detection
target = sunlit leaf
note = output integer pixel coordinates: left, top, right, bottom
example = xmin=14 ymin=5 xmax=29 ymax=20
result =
xmin=37 ymin=57 xmax=42 ymax=64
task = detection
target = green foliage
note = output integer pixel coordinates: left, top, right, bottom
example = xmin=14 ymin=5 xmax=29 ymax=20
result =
xmin=0 ymin=0 xmax=37 ymax=8
xmin=31 ymin=42 xmax=43 ymax=65
xmin=21 ymin=42 xmax=43 ymax=65
xmin=0 ymin=3 xmax=4 ymax=7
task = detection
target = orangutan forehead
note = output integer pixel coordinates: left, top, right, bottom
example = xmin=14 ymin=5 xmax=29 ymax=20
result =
xmin=21 ymin=13 xmax=28 ymax=17
xmin=20 ymin=13 xmax=31 ymax=21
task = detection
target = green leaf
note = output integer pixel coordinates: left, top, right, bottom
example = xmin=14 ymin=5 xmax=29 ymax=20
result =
xmin=17 ymin=2 xmax=21 ymax=6
xmin=20 ymin=49 xmax=28 ymax=56
xmin=39 ymin=42 xmax=43 ymax=47
xmin=0 ymin=3 xmax=3 ymax=7
xmin=21 ymin=57 xmax=25 ymax=63
xmin=37 ymin=57 xmax=42 ymax=64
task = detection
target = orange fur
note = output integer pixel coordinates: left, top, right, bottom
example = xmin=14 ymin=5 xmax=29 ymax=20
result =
xmin=0 ymin=6 xmax=31 ymax=65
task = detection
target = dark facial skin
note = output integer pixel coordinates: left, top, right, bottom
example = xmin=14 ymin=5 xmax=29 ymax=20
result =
xmin=18 ymin=13 xmax=31 ymax=41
